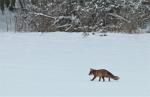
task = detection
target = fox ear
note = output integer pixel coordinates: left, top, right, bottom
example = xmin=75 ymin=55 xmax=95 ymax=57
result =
xmin=90 ymin=68 xmax=94 ymax=71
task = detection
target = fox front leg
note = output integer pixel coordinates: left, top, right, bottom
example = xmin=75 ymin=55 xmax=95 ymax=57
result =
xmin=91 ymin=76 xmax=96 ymax=81
xmin=99 ymin=77 xmax=101 ymax=81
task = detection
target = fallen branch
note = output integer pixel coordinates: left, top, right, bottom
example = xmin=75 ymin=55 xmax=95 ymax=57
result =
xmin=56 ymin=24 xmax=72 ymax=28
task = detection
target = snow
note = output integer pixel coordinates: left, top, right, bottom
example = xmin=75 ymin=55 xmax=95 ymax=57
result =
xmin=0 ymin=10 xmax=15 ymax=32
xmin=0 ymin=32 xmax=149 ymax=97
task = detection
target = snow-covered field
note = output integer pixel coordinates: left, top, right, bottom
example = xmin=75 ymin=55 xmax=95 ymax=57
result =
xmin=0 ymin=32 xmax=149 ymax=97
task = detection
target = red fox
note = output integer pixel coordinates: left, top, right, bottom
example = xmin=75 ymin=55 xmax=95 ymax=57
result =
xmin=89 ymin=68 xmax=120 ymax=81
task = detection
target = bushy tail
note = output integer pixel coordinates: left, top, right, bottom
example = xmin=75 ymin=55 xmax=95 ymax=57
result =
xmin=107 ymin=71 xmax=120 ymax=80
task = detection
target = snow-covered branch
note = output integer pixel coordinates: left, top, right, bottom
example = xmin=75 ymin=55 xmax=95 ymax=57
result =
xmin=32 ymin=12 xmax=56 ymax=19
xmin=108 ymin=13 xmax=131 ymax=23
xmin=15 ymin=0 xmax=150 ymax=33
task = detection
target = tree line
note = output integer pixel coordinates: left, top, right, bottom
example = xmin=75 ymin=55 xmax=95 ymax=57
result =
xmin=0 ymin=0 xmax=150 ymax=33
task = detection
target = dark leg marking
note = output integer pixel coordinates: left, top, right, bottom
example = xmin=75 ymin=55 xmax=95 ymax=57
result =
xmin=99 ymin=77 xmax=101 ymax=81
xmin=91 ymin=76 xmax=96 ymax=81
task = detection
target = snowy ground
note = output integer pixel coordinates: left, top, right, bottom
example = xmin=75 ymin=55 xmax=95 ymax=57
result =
xmin=0 ymin=32 xmax=150 ymax=97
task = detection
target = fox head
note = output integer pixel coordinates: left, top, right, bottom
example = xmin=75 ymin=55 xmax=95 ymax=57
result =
xmin=113 ymin=76 xmax=120 ymax=80
xmin=89 ymin=68 xmax=95 ymax=75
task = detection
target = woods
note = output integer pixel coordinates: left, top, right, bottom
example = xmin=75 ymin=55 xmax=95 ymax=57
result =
xmin=0 ymin=0 xmax=150 ymax=33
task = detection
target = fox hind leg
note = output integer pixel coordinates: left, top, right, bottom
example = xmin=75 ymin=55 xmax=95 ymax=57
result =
xmin=102 ymin=76 xmax=105 ymax=82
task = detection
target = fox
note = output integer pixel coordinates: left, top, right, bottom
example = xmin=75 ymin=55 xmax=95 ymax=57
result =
xmin=89 ymin=68 xmax=120 ymax=82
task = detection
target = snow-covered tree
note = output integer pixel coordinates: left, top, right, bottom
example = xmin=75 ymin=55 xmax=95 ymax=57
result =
xmin=1 ymin=0 xmax=149 ymax=33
